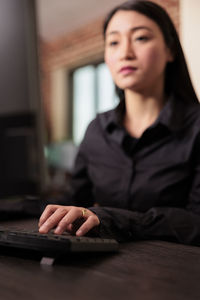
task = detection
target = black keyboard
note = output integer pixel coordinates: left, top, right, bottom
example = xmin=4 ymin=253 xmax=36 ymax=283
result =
xmin=0 ymin=227 xmax=119 ymax=258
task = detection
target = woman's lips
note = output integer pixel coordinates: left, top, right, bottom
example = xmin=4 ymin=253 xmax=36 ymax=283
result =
xmin=119 ymin=66 xmax=137 ymax=75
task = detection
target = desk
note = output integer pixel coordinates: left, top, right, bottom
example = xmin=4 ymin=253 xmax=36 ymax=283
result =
xmin=0 ymin=219 xmax=200 ymax=300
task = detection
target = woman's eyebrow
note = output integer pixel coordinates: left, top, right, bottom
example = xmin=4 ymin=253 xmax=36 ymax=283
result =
xmin=130 ymin=26 xmax=153 ymax=33
xmin=106 ymin=26 xmax=153 ymax=36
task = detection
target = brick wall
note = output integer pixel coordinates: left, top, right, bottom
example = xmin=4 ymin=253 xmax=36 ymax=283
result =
xmin=39 ymin=0 xmax=179 ymax=142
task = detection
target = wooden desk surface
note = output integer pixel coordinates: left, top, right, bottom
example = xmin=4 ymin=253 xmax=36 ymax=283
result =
xmin=0 ymin=219 xmax=200 ymax=300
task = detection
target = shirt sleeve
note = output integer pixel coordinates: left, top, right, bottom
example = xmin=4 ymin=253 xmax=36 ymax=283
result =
xmin=70 ymin=147 xmax=94 ymax=207
xmin=89 ymin=206 xmax=200 ymax=245
xmin=89 ymin=133 xmax=200 ymax=246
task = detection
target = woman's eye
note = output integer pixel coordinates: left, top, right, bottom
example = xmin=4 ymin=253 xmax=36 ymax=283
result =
xmin=135 ymin=36 xmax=149 ymax=42
xmin=109 ymin=41 xmax=119 ymax=46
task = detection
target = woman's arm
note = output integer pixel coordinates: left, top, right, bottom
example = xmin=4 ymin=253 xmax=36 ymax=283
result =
xmin=70 ymin=149 xmax=94 ymax=208
xmin=89 ymin=135 xmax=200 ymax=245
xmin=89 ymin=206 xmax=200 ymax=244
xmin=37 ymin=155 xmax=200 ymax=244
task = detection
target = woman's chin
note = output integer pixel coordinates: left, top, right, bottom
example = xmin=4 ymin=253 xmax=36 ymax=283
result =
xmin=118 ymin=83 xmax=142 ymax=93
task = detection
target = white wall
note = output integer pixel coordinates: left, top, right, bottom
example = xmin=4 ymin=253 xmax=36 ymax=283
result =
xmin=180 ymin=0 xmax=200 ymax=99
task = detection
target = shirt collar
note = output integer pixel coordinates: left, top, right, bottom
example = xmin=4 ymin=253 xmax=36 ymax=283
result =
xmin=153 ymin=94 xmax=186 ymax=132
xmin=99 ymin=94 xmax=187 ymax=140
xmin=98 ymin=107 xmax=119 ymax=130
xmin=98 ymin=107 xmax=126 ymax=144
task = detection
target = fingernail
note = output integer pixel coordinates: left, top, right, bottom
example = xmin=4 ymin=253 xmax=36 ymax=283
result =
xmin=39 ymin=224 xmax=47 ymax=232
xmin=54 ymin=227 xmax=61 ymax=234
xmin=76 ymin=229 xmax=83 ymax=236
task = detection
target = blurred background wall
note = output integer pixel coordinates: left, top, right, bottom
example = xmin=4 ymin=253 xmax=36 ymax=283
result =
xmin=180 ymin=0 xmax=200 ymax=100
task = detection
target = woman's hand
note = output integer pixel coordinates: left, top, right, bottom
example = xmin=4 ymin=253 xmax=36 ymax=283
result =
xmin=38 ymin=205 xmax=100 ymax=236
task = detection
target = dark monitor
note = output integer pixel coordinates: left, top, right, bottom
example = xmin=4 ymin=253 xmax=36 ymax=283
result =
xmin=0 ymin=113 xmax=43 ymax=197
xmin=0 ymin=0 xmax=45 ymax=198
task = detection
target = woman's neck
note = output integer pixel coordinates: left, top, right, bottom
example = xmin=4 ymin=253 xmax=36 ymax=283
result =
xmin=123 ymin=88 xmax=166 ymax=138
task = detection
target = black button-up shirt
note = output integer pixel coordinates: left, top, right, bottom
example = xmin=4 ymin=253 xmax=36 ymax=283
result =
xmin=70 ymin=96 xmax=200 ymax=245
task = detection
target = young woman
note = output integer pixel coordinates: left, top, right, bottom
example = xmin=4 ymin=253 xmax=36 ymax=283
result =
xmin=39 ymin=0 xmax=200 ymax=245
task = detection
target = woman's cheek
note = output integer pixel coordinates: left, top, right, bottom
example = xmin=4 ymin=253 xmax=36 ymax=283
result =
xmin=144 ymin=48 xmax=159 ymax=65
xmin=105 ymin=59 xmax=118 ymax=83
xmin=144 ymin=47 xmax=168 ymax=71
xmin=105 ymin=55 xmax=116 ymax=70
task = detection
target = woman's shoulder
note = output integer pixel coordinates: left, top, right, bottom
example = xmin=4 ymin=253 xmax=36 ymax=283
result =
xmin=86 ymin=108 xmax=117 ymax=133
xmin=176 ymin=102 xmax=200 ymax=142
xmin=183 ymin=102 xmax=200 ymax=125
xmin=79 ymin=108 xmax=117 ymax=154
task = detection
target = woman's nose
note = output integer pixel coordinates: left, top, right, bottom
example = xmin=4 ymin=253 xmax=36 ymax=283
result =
xmin=120 ymin=39 xmax=135 ymax=60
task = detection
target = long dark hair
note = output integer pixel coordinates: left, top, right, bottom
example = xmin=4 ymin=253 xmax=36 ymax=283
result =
xmin=103 ymin=0 xmax=199 ymax=108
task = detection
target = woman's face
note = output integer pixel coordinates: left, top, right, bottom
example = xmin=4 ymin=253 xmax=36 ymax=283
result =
xmin=104 ymin=10 xmax=173 ymax=94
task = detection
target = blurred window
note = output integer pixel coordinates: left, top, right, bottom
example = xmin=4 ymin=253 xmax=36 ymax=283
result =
xmin=72 ymin=62 xmax=118 ymax=145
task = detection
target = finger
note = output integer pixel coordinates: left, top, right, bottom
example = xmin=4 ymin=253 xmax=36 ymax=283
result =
xmin=66 ymin=223 xmax=73 ymax=232
xmin=38 ymin=205 xmax=60 ymax=227
xmin=54 ymin=223 xmax=73 ymax=235
xmin=76 ymin=215 xmax=100 ymax=236
xmin=39 ymin=207 xmax=70 ymax=233
xmin=54 ymin=207 xmax=83 ymax=234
